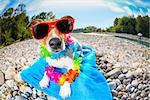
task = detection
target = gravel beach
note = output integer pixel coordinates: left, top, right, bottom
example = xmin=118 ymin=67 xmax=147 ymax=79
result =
xmin=0 ymin=33 xmax=149 ymax=100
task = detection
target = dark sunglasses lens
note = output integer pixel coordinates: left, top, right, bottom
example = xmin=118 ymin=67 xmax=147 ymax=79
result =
xmin=56 ymin=19 xmax=73 ymax=33
xmin=34 ymin=24 xmax=49 ymax=39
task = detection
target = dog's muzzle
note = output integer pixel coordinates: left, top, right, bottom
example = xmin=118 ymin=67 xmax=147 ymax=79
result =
xmin=49 ymin=38 xmax=62 ymax=49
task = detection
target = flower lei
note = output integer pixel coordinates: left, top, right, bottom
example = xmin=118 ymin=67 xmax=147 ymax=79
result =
xmin=40 ymin=35 xmax=82 ymax=86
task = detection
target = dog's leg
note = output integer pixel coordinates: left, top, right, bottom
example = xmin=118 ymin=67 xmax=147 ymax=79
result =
xmin=39 ymin=72 xmax=50 ymax=89
xmin=59 ymin=81 xmax=71 ymax=99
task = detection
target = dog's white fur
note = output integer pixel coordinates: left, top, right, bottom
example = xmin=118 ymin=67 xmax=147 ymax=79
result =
xmin=39 ymin=28 xmax=80 ymax=99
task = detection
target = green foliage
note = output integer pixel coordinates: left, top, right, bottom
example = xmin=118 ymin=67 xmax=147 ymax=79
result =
xmin=0 ymin=4 xmax=55 ymax=47
xmin=3 ymin=8 xmax=14 ymax=17
xmin=32 ymin=11 xmax=55 ymax=21
xmin=73 ymin=28 xmax=84 ymax=33
xmin=136 ymin=15 xmax=149 ymax=37
xmin=83 ymin=26 xmax=97 ymax=33
xmin=0 ymin=4 xmax=31 ymax=47
xmin=108 ymin=15 xmax=149 ymax=38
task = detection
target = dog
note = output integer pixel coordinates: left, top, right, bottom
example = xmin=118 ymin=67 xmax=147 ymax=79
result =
xmin=30 ymin=16 xmax=81 ymax=99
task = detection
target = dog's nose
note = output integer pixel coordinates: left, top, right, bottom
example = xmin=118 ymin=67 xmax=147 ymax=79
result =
xmin=49 ymin=38 xmax=61 ymax=49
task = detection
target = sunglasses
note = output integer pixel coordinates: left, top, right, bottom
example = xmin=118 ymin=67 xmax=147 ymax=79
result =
xmin=30 ymin=18 xmax=74 ymax=40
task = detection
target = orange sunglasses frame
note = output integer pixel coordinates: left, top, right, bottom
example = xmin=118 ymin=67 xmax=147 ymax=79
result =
xmin=30 ymin=18 xmax=75 ymax=40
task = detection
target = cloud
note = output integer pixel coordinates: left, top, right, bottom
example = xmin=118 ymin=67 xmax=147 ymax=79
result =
xmin=26 ymin=0 xmax=125 ymax=13
xmin=0 ymin=0 xmax=9 ymax=9
xmin=123 ymin=6 xmax=133 ymax=15
xmin=147 ymin=8 xmax=150 ymax=16
xmin=135 ymin=0 xmax=150 ymax=7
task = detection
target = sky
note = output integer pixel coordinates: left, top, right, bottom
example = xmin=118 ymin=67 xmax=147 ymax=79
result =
xmin=0 ymin=0 xmax=150 ymax=29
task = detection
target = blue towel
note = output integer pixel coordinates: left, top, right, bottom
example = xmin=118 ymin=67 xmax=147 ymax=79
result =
xmin=21 ymin=46 xmax=112 ymax=100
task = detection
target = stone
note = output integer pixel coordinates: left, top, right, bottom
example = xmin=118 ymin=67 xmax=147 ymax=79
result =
xmin=132 ymin=62 xmax=140 ymax=68
xmin=121 ymin=95 xmax=128 ymax=99
xmin=37 ymin=90 xmax=42 ymax=96
xmin=138 ymin=84 xmax=143 ymax=90
xmin=116 ymin=84 xmax=123 ymax=91
xmin=118 ymin=74 xmax=125 ymax=81
xmin=134 ymin=68 xmax=143 ymax=76
xmin=0 ymin=71 xmax=4 ymax=85
xmin=33 ymin=88 xmax=37 ymax=94
xmin=114 ymin=79 xmax=121 ymax=86
xmin=106 ymin=63 xmax=112 ymax=67
xmin=5 ymin=80 xmax=16 ymax=88
xmin=123 ymin=78 xmax=131 ymax=85
xmin=15 ymin=96 xmax=28 ymax=100
xmin=6 ymin=93 xmax=12 ymax=100
xmin=14 ymin=72 xmax=24 ymax=83
xmin=97 ymin=49 xmax=104 ymax=57
xmin=41 ymin=96 xmax=47 ymax=100
xmin=32 ymin=94 xmax=37 ymax=99
xmin=25 ymin=86 xmax=32 ymax=94
xmin=20 ymin=85 xmax=26 ymax=92
xmin=126 ymin=71 xmax=134 ymax=79
xmin=21 ymin=93 xmax=28 ymax=99
xmin=24 ymin=92 xmax=30 ymax=97
xmin=108 ymin=82 xmax=117 ymax=90
xmin=121 ymin=68 xmax=128 ymax=74
xmin=14 ymin=86 xmax=19 ymax=91
xmin=130 ymin=86 xmax=135 ymax=93
xmin=113 ymin=97 xmax=119 ymax=100
xmin=111 ymin=90 xmax=118 ymax=97
xmin=131 ymin=79 xmax=138 ymax=87
xmin=5 ymin=66 xmax=16 ymax=80
xmin=35 ymin=97 xmax=41 ymax=100
xmin=131 ymin=93 xmax=136 ymax=99
xmin=12 ymin=91 xmax=18 ymax=96
xmin=106 ymin=68 xmax=121 ymax=77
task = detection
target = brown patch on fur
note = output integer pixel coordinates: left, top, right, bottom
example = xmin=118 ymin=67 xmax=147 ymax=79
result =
xmin=30 ymin=19 xmax=43 ymax=26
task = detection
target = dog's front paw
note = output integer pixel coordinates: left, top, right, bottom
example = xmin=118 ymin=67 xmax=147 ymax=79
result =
xmin=39 ymin=78 xmax=49 ymax=89
xmin=59 ymin=82 xmax=71 ymax=99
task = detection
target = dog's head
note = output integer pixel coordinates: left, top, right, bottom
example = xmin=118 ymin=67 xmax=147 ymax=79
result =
xmin=31 ymin=16 xmax=74 ymax=53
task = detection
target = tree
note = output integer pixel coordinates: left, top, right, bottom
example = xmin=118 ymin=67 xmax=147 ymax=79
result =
xmin=14 ymin=3 xmax=26 ymax=15
xmin=3 ymin=8 xmax=14 ymax=17
xmin=114 ymin=18 xmax=119 ymax=26
xmin=83 ymin=26 xmax=97 ymax=33
xmin=32 ymin=11 xmax=55 ymax=21
xmin=136 ymin=15 xmax=149 ymax=37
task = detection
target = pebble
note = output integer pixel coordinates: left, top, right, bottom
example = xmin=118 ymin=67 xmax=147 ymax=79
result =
xmin=0 ymin=34 xmax=149 ymax=99
xmin=121 ymin=68 xmax=128 ymax=74
xmin=0 ymin=71 xmax=4 ymax=85
xmin=126 ymin=71 xmax=134 ymax=79
xmin=25 ymin=86 xmax=32 ymax=94
xmin=6 ymin=93 xmax=12 ymax=99
xmin=5 ymin=67 xmax=16 ymax=80
xmin=21 ymin=93 xmax=28 ymax=99
xmin=12 ymin=91 xmax=18 ymax=96
xmin=138 ymin=84 xmax=143 ymax=90
xmin=14 ymin=86 xmax=19 ymax=91
xmin=121 ymin=95 xmax=128 ymax=99
xmin=5 ymin=80 xmax=16 ymax=88
xmin=116 ymin=84 xmax=123 ymax=91
xmin=123 ymin=78 xmax=131 ymax=85
xmin=109 ymin=82 xmax=117 ymax=90
xmin=15 ymin=96 xmax=28 ymax=100
xmin=131 ymin=79 xmax=138 ymax=87
xmin=118 ymin=74 xmax=125 ymax=80
xmin=111 ymin=90 xmax=118 ymax=97
xmin=106 ymin=68 xmax=121 ymax=77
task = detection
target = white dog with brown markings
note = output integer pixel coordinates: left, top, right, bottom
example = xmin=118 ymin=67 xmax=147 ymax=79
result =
xmin=31 ymin=16 xmax=81 ymax=99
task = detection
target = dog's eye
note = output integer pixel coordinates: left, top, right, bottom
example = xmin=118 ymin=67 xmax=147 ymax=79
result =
xmin=56 ymin=20 xmax=73 ymax=33
xmin=34 ymin=24 xmax=49 ymax=38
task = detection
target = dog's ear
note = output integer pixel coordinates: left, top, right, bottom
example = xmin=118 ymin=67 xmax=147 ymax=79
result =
xmin=30 ymin=19 xmax=43 ymax=26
